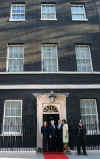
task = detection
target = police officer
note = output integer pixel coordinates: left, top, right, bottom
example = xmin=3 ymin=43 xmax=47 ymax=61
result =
xmin=76 ymin=120 xmax=87 ymax=155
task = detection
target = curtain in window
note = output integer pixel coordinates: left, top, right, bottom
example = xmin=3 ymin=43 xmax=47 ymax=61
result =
xmin=8 ymin=59 xmax=24 ymax=72
xmin=80 ymin=99 xmax=98 ymax=133
xmin=8 ymin=46 xmax=24 ymax=58
xmin=41 ymin=45 xmax=57 ymax=72
xmin=41 ymin=5 xmax=56 ymax=20
xmin=8 ymin=46 xmax=24 ymax=72
xmin=3 ymin=101 xmax=22 ymax=134
xmin=75 ymin=45 xmax=93 ymax=72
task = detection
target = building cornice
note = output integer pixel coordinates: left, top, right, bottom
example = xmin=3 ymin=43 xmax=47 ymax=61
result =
xmin=0 ymin=84 xmax=100 ymax=89
xmin=0 ymin=72 xmax=100 ymax=75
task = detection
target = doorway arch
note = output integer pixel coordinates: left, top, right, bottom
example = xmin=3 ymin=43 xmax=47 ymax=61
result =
xmin=43 ymin=105 xmax=60 ymax=126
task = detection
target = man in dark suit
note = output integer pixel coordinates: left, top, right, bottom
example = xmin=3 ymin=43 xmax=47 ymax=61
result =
xmin=48 ymin=119 xmax=57 ymax=152
xmin=76 ymin=120 xmax=87 ymax=155
xmin=41 ymin=121 xmax=48 ymax=152
xmin=57 ymin=120 xmax=63 ymax=152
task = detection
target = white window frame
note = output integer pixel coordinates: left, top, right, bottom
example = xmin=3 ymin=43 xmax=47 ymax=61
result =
xmin=41 ymin=4 xmax=57 ymax=20
xmin=71 ymin=4 xmax=88 ymax=21
xmin=75 ymin=45 xmax=93 ymax=72
xmin=6 ymin=45 xmax=24 ymax=72
xmin=9 ymin=4 xmax=25 ymax=21
xmin=2 ymin=100 xmax=22 ymax=136
xmin=41 ymin=44 xmax=58 ymax=72
xmin=80 ymin=99 xmax=99 ymax=135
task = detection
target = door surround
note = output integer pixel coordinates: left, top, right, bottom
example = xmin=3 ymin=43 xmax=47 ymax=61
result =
xmin=36 ymin=94 xmax=68 ymax=148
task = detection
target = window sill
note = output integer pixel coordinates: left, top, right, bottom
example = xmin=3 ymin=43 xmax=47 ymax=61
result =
xmin=1 ymin=133 xmax=22 ymax=136
xmin=72 ymin=19 xmax=88 ymax=21
xmin=86 ymin=132 xmax=100 ymax=135
xmin=9 ymin=19 xmax=26 ymax=22
xmin=40 ymin=18 xmax=57 ymax=21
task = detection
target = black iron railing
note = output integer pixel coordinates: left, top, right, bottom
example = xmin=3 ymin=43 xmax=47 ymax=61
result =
xmin=0 ymin=127 xmax=36 ymax=152
xmin=69 ymin=123 xmax=100 ymax=151
xmin=0 ymin=124 xmax=100 ymax=152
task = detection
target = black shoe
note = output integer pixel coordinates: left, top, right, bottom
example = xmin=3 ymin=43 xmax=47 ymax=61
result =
xmin=83 ymin=153 xmax=88 ymax=155
xmin=78 ymin=152 xmax=83 ymax=155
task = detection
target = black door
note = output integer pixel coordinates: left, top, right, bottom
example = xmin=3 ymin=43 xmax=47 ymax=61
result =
xmin=43 ymin=114 xmax=59 ymax=126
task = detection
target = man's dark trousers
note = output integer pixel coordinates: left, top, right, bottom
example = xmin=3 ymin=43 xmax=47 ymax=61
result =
xmin=77 ymin=136 xmax=86 ymax=154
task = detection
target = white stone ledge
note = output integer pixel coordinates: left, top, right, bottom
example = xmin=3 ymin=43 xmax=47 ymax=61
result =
xmin=0 ymin=84 xmax=100 ymax=89
xmin=0 ymin=71 xmax=100 ymax=74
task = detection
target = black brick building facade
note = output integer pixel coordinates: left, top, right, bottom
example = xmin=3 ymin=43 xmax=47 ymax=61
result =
xmin=0 ymin=0 xmax=100 ymax=149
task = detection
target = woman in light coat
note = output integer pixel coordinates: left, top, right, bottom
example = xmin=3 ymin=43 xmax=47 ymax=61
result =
xmin=62 ymin=119 xmax=69 ymax=153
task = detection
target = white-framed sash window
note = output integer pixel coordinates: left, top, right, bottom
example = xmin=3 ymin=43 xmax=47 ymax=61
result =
xmin=41 ymin=4 xmax=56 ymax=20
xmin=10 ymin=4 xmax=25 ymax=21
xmin=2 ymin=100 xmax=22 ymax=135
xmin=41 ymin=44 xmax=58 ymax=72
xmin=75 ymin=45 xmax=93 ymax=72
xmin=80 ymin=99 xmax=99 ymax=134
xmin=7 ymin=45 xmax=24 ymax=72
xmin=71 ymin=5 xmax=88 ymax=21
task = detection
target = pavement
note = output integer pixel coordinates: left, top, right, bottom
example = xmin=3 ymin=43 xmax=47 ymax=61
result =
xmin=0 ymin=151 xmax=43 ymax=159
xmin=0 ymin=150 xmax=99 ymax=159
xmin=67 ymin=150 xmax=100 ymax=159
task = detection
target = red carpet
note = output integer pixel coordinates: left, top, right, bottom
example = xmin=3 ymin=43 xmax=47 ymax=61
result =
xmin=44 ymin=152 xmax=70 ymax=159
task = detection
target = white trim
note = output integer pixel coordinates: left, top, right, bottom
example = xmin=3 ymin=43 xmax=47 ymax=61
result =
xmin=0 ymin=84 xmax=100 ymax=89
xmin=40 ymin=18 xmax=57 ymax=21
xmin=0 ymin=71 xmax=100 ymax=74
xmin=9 ymin=19 xmax=25 ymax=22
xmin=43 ymin=112 xmax=59 ymax=114
xmin=72 ymin=19 xmax=88 ymax=21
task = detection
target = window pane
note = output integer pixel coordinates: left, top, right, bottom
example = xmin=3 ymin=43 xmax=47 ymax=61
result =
xmin=8 ymin=46 xmax=24 ymax=58
xmin=71 ymin=7 xmax=83 ymax=13
xmin=4 ymin=117 xmax=22 ymax=133
xmin=8 ymin=46 xmax=24 ymax=72
xmin=41 ymin=45 xmax=57 ymax=72
xmin=3 ymin=101 xmax=22 ymax=134
xmin=11 ymin=5 xmax=25 ymax=20
xmin=41 ymin=4 xmax=56 ymax=20
xmin=71 ymin=5 xmax=87 ymax=20
xmin=5 ymin=102 xmax=10 ymax=116
xmin=80 ymin=99 xmax=98 ymax=132
xmin=8 ymin=59 xmax=24 ymax=72
xmin=72 ymin=15 xmax=80 ymax=20
xmin=75 ymin=45 xmax=93 ymax=72
xmin=42 ymin=5 xmax=47 ymax=13
xmin=77 ymin=6 xmax=84 ymax=14
xmin=4 ymin=101 xmax=21 ymax=117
